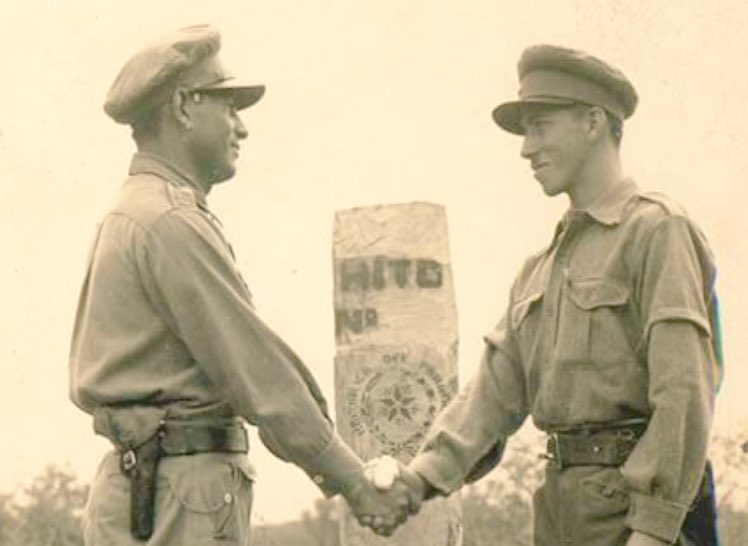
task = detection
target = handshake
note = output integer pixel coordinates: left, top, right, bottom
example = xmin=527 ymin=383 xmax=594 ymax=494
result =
xmin=346 ymin=456 xmax=429 ymax=536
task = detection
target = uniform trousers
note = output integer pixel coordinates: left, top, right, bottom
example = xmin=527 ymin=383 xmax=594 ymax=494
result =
xmin=83 ymin=450 xmax=254 ymax=546
xmin=533 ymin=466 xmax=698 ymax=546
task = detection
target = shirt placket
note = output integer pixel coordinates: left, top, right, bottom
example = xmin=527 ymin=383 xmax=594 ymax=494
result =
xmin=543 ymin=212 xmax=584 ymax=352
xmin=543 ymin=211 xmax=585 ymax=546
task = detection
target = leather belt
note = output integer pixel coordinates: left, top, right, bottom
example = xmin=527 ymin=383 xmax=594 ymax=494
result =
xmin=159 ymin=422 xmax=249 ymax=455
xmin=542 ymin=421 xmax=646 ymax=470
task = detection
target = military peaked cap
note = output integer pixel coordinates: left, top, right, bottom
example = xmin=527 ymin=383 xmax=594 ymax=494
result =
xmin=104 ymin=24 xmax=265 ymax=124
xmin=493 ymin=44 xmax=638 ymax=134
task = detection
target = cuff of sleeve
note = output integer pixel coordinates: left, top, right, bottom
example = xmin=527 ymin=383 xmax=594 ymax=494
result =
xmin=625 ymin=491 xmax=689 ymax=544
xmin=303 ymin=433 xmax=365 ymax=498
xmin=409 ymin=451 xmax=463 ymax=497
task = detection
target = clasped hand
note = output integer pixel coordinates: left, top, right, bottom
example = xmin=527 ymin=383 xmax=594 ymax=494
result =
xmin=347 ymin=456 xmax=426 ymax=536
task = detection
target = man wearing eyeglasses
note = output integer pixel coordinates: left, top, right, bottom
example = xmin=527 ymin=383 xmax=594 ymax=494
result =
xmin=69 ymin=25 xmax=417 ymax=545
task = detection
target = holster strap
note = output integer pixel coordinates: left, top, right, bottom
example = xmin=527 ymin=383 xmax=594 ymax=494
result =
xmin=122 ymin=434 xmax=161 ymax=541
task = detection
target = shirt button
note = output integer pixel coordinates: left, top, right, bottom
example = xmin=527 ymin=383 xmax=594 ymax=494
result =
xmin=224 ymin=493 xmax=233 ymax=504
xmin=313 ymin=475 xmax=325 ymax=486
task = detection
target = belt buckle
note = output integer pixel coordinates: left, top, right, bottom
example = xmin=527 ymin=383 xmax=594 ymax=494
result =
xmin=540 ymin=432 xmax=564 ymax=470
xmin=552 ymin=432 xmax=564 ymax=470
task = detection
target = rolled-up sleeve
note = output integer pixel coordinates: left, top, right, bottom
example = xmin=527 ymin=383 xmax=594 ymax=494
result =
xmin=622 ymin=215 xmax=718 ymax=542
xmin=136 ymin=207 xmax=364 ymax=496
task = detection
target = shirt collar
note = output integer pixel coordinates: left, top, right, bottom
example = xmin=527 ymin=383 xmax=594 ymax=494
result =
xmin=547 ymin=178 xmax=638 ymax=252
xmin=129 ymin=152 xmax=208 ymax=207
xmin=574 ymin=178 xmax=638 ymax=226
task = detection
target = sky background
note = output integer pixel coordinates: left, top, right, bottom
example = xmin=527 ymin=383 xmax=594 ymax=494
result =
xmin=1 ymin=0 xmax=747 ymax=526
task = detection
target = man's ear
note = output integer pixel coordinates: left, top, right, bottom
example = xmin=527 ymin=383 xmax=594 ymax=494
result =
xmin=586 ymin=106 xmax=608 ymax=141
xmin=170 ymin=87 xmax=193 ymax=131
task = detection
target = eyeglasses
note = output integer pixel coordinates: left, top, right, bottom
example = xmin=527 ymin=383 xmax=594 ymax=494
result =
xmin=187 ymin=89 xmax=236 ymax=107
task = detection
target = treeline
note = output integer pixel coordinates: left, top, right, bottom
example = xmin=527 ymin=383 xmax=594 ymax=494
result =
xmin=1 ymin=432 xmax=746 ymax=546
xmin=0 ymin=466 xmax=88 ymax=546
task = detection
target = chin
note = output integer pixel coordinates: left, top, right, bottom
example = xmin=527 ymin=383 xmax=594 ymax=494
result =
xmin=536 ymin=174 xmax=569 ymax=197
xmin=536 ymin=177 xmax=559 ymax=196
xmin=209 ymin=165 xmax=237 ymax=185
xmin=541 ymin=184 xmax=565 ymax=197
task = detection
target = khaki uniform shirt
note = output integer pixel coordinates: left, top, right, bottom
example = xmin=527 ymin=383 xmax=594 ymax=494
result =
xmin=411 ymin=179 xmax=719 ymax=543
xmin=70 ymin=152 xmax=361 ymax=495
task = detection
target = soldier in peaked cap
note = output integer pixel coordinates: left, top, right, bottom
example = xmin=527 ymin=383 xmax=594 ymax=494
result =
xmin=69 ymin=25 xmax=418 ymax=545
xmin=369 ymin=45 xmax=723 ymax=545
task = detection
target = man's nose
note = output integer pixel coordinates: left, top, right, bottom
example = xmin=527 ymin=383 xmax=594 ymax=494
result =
xmin=520 ymin=133 xmax=538 ymax=159
xmin=234 ymin=114 xmax=248 ymax=140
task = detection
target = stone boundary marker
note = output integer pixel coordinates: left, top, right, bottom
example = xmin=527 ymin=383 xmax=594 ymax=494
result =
xmin=333 ymin=202 xmax=462 ymax=546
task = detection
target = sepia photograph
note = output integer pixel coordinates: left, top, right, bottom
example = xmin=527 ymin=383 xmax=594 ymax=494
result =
xmin=0 ymin=1 xmax=746 ymax=544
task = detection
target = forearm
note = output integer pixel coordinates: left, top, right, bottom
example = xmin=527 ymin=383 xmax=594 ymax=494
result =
xmin=410 ymin=345 xmax=526 ymax=494
xmin=622 ymin=320 xmax=715 ymax=543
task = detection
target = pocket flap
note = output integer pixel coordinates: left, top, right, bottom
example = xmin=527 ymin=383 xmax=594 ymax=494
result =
xmin=568 ymin=278 xmax=629 ymax=310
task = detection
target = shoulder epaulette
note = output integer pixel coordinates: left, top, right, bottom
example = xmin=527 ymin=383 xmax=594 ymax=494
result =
xmin=638 ymin=191 xmax=688 ymax=217
xmin=166 ymin=184 xmax=198 ymax=209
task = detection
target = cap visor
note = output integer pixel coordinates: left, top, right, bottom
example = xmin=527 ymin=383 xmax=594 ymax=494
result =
xmin=492 ymin=97 xmax=576 ymax=135
xmin=233 ymin=85 xmax=265 ymax=110
xmin=199 ymin=80 xmax=266 ymax=110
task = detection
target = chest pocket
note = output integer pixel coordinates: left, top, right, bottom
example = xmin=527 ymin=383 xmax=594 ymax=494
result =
xmin=560 ymin=277 xmax=636 ymax=367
